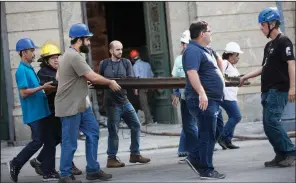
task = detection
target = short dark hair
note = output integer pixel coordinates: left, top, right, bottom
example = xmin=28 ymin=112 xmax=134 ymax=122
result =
xmin=189 ymin=21 xmax=208 ymax=39
xmin=70 ymin=37 xmax=89 ymax=45
xmin=222 ymin=52 xmax=234 ymax=60
xmin=19 ymin=49 xmax=29 ymax=57
xmin=70 ymin=37 xmax=80 ymax=45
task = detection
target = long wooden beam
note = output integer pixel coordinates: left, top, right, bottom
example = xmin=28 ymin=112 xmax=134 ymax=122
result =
xmin=90 ymin=77 xmax=250 ymax=89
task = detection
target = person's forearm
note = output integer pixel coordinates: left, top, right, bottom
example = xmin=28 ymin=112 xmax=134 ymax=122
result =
xmin=92 ymin=74 xmax=112 ymax=85
xmin=20 ymin=86 xmax=44 ymax=98
xmin=187 ymin=71 xmax=205 ymax=95
xmin=217 ymin=58 xmax=224 ymax=75
xmin=243 ymin=66 xmax=263 ymax=80
xmin=288 ymin=62 xmax=296 ymax=89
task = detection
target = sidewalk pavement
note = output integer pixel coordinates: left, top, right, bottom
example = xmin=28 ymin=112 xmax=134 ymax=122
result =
xmin=1 ymin=121 xmax=268 ymax=165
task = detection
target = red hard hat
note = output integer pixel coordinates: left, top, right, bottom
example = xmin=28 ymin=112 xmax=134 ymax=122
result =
xmin=129 ymin=50 xmax=139 ymax=59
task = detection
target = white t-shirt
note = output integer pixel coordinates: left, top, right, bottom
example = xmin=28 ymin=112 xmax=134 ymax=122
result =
xmin=222 ymin=59 xmax=240 ymax=101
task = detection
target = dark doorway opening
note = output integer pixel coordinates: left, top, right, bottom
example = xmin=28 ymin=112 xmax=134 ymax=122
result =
xmin=105 ymin=2 xmax=146 ymax=50
xmin=86 ymin=1 xmax=149 ymax=72
xmin=86 ymin=2 xmax=150 ymax=115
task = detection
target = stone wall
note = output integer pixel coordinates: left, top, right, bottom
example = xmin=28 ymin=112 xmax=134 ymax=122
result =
xmin=5 ymin=2 xmax=61 ymax=141
xmin=4 ymin=2 xmax=83 ymax=141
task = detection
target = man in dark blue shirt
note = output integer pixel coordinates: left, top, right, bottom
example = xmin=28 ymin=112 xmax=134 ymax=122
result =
xmin=182 ymin=21 xmax=225 ymax=180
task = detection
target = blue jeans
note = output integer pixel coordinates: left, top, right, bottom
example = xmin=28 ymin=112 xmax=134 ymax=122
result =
xmin=261 ymin=89 xmax=295 ymax=156
xmin=178 ymin=129 xmax=186 ymax=154
xmin=186 ymin=97 xmax=220 ymax=174
xmin=216 ymin=108 xmax=224 ymax=141
xmin=219 ymin=100 xmax=242 ymax=143
xmin=60 ymin=107 xmax=100 ymax=177
xmin=106 ymin=102 xmax=141 ymax=157
xmin=178 ymin=99 xmax=198 ymax=154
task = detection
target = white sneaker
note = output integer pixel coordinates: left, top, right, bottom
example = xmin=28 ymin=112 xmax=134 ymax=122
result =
xmin=178 ymin=158 xmax=186 ymax=164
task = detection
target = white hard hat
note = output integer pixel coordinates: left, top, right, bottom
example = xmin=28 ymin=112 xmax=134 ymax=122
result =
xmin=224 ymin=42 xmax=243 ymax=54
xmin=180 ymin=30 xmax=190 ymax=44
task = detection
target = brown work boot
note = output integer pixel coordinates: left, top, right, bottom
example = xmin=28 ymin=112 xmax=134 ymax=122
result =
xmin=129 ymin=154 xmax=151 ymax=164
xmin=58 ymin=176 xmax=82 ymax=183
xmin=106 ymin=156 xmax=125 ymax=168
xmin=86 ymin=170 xmax=112 ymax=181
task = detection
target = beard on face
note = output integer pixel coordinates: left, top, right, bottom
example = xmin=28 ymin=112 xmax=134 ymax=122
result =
xmin=28 ymin=55 xmax=35 ymax=63
xmin=79 ymin=40 xmax=90 ymax=53
xmin=113 ymin=53 xmax=122 ymax=60
xmin=80 ymin=45 xmax=89 ymax=53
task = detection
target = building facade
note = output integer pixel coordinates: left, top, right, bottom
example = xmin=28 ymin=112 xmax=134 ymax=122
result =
xmin=1 ymin=1 xmax=295 ymax=142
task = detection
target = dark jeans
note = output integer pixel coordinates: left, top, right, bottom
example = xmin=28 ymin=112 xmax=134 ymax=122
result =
xmin=261 ymin=89 xmax=295 ymax=156
xmin=178 ymin=99 xmax=198 ymax=154
xmin=218 ymin=100 xmax=242 ymax=143
xmin=12 ymin=117 xmax=56 ymax=174
xmin=36 ymin=114 xmax=61 ymax=173
xmin=106 ymin=102 xmax=141 ymax=157
xmin=186 ymin=96 xmax=220 ymax=174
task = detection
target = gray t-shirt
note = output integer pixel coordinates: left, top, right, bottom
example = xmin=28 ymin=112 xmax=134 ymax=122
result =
xmin=99 ymin=58 xmax=134 ymax=106
xmin=55 ymin=48 xmax=92 ymax=117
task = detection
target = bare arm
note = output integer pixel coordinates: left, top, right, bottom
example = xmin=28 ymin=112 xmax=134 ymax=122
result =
xmin=187 ymin=70 xmax=208 ymax=111
xmin=84 ymin=71 xmax=112 ymax=85
xmin=187 ymin=70 xmax=206 ymax=95
xmin=239 ymin=66 xmax=262 ymax=87
xmin=216 ymin=56 xmax=224 ymax=75
xmin=242 ymin=66 xmax=263 ymax=80
xmin=287 ymin=60 xmax=295 ymax=89
xmin=20 ymin=86 xmax=45 ymax=98
xmin=287 ymin=60 xmax=296 ymax=102
xmin=20 ymin=81 xmax=54 ymax=99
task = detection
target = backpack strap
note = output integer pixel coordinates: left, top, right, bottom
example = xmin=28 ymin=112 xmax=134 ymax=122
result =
xmin=225 ymin=61 xmax=230 ymax=72
xmin=122 ymin=58 xmax=129 ymax=71
xmin=99 ymin=59 xmax=109 ymax=75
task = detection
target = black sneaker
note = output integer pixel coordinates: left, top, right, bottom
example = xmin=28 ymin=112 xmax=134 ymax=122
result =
xmin=70 ymin=174 xmax=76 ymax=180
xmin=226 ymin=141 xmax=240 ymax=149
xmin=218 ymin=137 xmax=228 ymax=150
xmin=200 ymin=170 xmax=226 ymax=180
xmin=178 ymin=152 xmax=188 ymax=157
xmin=86 ymin=170 xmax=112 ymax=181
xmin=43 ymin=171 xmax=60 ymax=182
xmin=59 ymin=176 xmax=81 ymax=183
xmin=30 ymin=158 xmax=43 ymax=176
xmin=264 ymin=154 xmax=286 ymax=167
xmin=8 ymin=160 xmax=20 ymax=183
xmin=72 ymin=162 xmax=82 ymax=175
xmin=185 ymin=158 xmax=200 ymax=175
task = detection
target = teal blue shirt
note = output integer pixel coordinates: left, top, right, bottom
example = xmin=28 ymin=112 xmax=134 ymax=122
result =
xmin=171 ymin=55 xmax=185 ymax=99
xmin=15 ymin=61 xmax=51 ymax=124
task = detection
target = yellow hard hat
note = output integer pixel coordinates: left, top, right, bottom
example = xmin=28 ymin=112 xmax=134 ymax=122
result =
xmin=40 ymin=43 xmax=61 ymax=57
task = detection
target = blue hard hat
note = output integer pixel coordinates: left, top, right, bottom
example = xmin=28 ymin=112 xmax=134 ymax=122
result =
xmin=69 ymin=23 xmax=93 ymax=38
xmin=258 ymin=7 xmax=280 ymax=24
xmin=16 ymin=38 xmax=36 ymax=51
